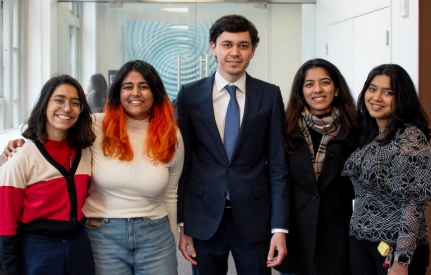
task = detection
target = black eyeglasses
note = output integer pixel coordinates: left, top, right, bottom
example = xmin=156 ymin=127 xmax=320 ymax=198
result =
xmin=49 ymin=98 xmax=84 ymax=114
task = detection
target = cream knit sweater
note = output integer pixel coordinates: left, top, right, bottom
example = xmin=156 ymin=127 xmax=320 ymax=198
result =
xmin=83 ymin=113 xmax=184 ymax=241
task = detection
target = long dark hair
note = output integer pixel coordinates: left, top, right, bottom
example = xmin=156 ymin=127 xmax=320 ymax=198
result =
xmin=357 ymin=64 xmax=430 ymax=145
xmin=22 ymin=74 xmax=95 ymax=148
xmin=285 ymin=58 xmax=358 ymax=153
xmin=89 ymin=73 xmax=108 ymax=112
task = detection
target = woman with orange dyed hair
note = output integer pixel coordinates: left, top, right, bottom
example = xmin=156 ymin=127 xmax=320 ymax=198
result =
xmin=82 ymin=60 xmax=184 ymax=275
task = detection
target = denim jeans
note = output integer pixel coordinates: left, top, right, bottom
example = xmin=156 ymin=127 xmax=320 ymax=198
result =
xmin=20 ymin=228 xmax=95 ymax=275
xmin=85 ymin=216 xmax=177 ymax=275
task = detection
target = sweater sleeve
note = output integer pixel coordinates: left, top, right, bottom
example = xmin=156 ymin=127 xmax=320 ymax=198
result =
xmin=162 ymin=131 xmax=184 ymax=244
xmin=1 ymin=147 xmax=28 ymax=274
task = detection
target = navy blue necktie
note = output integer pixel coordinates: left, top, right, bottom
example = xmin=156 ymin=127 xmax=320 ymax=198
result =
xmin=224 ymin=85 xmax=240 ymax=161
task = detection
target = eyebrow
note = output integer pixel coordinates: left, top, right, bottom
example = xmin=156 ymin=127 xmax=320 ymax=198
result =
xmin=219 ymin=40 xmax=251 ymax=45
xmin=122 ymin=81 xmax=148 ymax=86
xmin=53 ymin=94 xmax=80 ymax=101
xmin=369 ymin=83 xmax=392 ymax=90
xmin=304 ymin=77 xmax=332 ymax=83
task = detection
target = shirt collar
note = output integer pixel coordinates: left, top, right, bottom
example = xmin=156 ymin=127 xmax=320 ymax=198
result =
xmin=215 ymin=71 xmax=246 ymax=94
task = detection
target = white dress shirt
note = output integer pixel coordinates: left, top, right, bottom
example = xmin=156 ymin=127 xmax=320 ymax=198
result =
xmin=213 ymin=71 xmax=246 ymax=141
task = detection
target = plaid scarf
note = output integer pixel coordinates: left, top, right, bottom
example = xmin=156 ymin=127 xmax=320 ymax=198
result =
xmin=298 ymin=107 xmax=341 ymax=181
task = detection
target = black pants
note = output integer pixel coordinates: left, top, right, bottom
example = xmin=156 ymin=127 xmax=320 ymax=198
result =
xmin=349 ymin=237 xmax=429 ymax=275
xmin=192 ymin=208 xmax=271 ymax=275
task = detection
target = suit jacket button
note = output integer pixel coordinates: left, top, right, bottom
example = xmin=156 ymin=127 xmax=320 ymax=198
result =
xmin=321 ymin=174 xmax=328 ymax=180
xmin=221 ymin=192 xmax=227 ymax=197
xmin=328 ymin=152 xmax=334 ymax=158
xmin=313 ymin=193 xmax=319 ymax=199
xmin=227 ymin=167 xmax=232 ymax=172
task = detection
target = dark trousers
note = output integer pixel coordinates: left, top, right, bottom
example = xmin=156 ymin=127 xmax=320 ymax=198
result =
xmin=192 ymin=208 xmax=271 ymax=275
xmin=349 ymin=237 xmax=429 ymax=275
xmin=20 ymin=227 xmax=95 ymax=275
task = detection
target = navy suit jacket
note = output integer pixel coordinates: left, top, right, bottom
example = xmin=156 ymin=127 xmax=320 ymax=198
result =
xmin=176 ymin=72 xmax=290 ymax=243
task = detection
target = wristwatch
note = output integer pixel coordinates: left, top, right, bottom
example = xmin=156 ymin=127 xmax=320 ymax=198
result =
xmin=394 ymin=254 xmax=411 ymax=266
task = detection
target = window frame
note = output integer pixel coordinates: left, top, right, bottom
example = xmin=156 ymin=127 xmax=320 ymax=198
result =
xmin=0 ymin=0 xmax=27 ymax=132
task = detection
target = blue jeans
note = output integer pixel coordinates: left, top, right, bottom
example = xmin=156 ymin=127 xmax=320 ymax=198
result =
xmin=85 ymin=216 xmax=177 ymax=275
xmin=20 ymin=228 xmax=95 ymax=275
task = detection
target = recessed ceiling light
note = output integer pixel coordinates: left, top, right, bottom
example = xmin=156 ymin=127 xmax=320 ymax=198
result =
xmin=161 ymin=8 xmax=188 ymax=13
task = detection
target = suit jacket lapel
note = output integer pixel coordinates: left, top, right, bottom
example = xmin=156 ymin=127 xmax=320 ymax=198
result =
xmin=229 ymin=74 xmax=262 ymax=163
xmin=198 ymin=74 xmax=229 ymax=163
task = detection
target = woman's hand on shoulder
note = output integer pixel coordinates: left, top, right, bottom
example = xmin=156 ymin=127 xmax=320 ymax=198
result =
xmin=2 ymin=139 xmax=26 ymax=162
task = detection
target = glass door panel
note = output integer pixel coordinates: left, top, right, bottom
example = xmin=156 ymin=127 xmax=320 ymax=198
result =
xmin=58 ymin=2 xmax=312 ymax=103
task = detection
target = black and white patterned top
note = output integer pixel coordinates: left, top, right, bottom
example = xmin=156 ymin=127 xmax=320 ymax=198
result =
xmin=342 ymin=125 xmax=431 ymax=258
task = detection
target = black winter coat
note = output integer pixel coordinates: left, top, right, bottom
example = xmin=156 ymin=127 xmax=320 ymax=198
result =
xmin=275 ymin=126 xmax=354 ymax=275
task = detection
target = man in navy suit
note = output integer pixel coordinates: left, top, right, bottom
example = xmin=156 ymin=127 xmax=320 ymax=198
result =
xmin=176 ymin=14 xmax=290 ymax=275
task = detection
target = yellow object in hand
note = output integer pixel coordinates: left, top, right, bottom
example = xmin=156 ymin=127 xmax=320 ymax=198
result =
xmin=377 ymin=241 xmax=391 ymax=257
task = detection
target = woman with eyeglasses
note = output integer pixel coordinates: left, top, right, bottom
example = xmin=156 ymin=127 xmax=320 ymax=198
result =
xmin=0 ymin=75 xmax=96 ymax=275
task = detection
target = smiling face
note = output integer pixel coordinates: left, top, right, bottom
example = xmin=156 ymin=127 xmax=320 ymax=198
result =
xmin=210 ymin=31 xmax=256 ymax=83
xmin=45 ymin=84 xmax=81 ymax=141
xmin=364 ymin=74 xmax=395 ymax=132
xmin=302 ymin=67 xmax=338 ymax=115
xmin=120 ymin=70 xmax=154 ymax=120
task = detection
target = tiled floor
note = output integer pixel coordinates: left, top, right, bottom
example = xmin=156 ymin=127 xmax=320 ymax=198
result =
xmin=176 ymin=247 xmax=279 ymax=275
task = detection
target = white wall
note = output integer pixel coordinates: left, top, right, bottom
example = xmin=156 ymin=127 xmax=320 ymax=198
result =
xmin=302 ymin=4 xmax=316 ymax=63
xmin=315 ymin=0 xmax=419 ymax=87
xmin=391 ymin=0 xmax=418 ymax=88
xmin=267 ymin=4 xmax=302 ymax=104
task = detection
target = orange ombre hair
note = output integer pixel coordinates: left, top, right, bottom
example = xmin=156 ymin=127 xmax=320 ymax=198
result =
xmin=102 ymin=103 xmax=134 ymax=161
xmin=147 ymin=97 xmax=177 ymax=163
xmin=101 ymin=60 xmax=178 ymax=163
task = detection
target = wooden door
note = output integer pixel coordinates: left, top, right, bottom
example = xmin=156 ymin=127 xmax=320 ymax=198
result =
xmin=419 ymin=0 xmax=431 ymax=274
